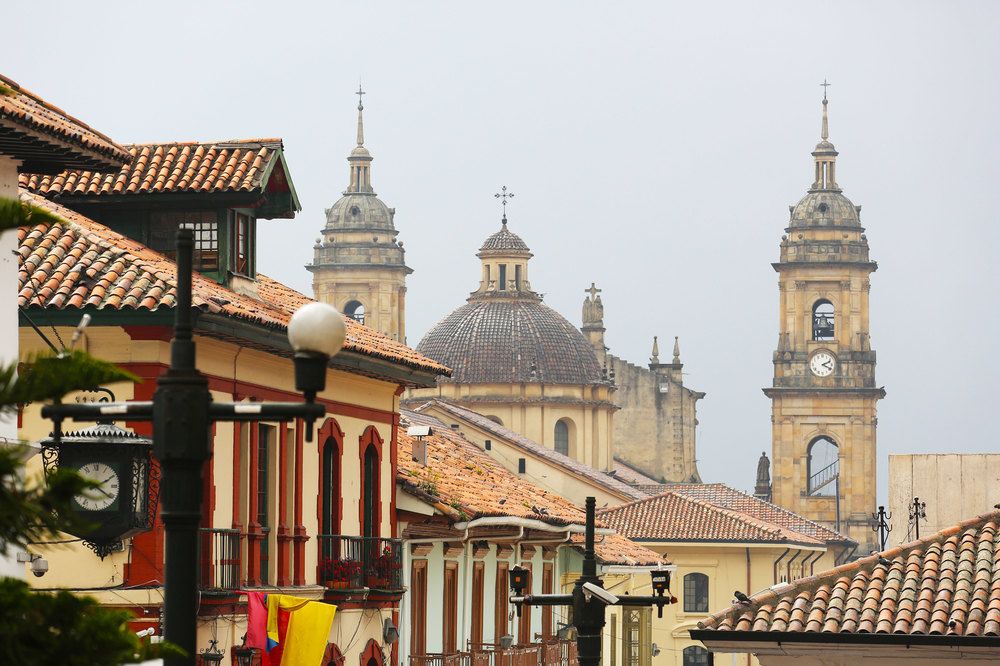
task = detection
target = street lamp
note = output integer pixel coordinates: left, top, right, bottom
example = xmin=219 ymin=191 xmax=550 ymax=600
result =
xmin=509 ymin=497 xmax=677 ymax=665
xmin=40 ymin=229 xmax=346 ymax=665
xmin=231 ymin=636 xmax=256 ymax=666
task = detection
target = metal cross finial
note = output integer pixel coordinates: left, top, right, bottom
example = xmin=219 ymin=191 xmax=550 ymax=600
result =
xmin=821 ymin=79 xmax=831 ymax=101
xmin=495 ymin=185 xmax=514 ymax=223
xmin=356 ymin=82 xmax=366 ymax=110
xmin=585 ymin=283 xmax=601 ymax=300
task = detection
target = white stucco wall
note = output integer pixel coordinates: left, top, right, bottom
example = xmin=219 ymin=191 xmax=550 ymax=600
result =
xmin=0 ymin=156 xmax=23 ymax=579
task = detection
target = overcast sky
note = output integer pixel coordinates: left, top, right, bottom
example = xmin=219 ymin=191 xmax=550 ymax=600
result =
xmin=6 ymin=1 xmax=999 ymax=503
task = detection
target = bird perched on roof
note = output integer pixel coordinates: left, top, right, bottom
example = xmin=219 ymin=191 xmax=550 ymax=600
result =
xmin=531 ymin=505 xmax=548 ymax=516
xmin=734 ymin=591 xmax=752 ymax=605
xmin=878 ymin=557 xmax=893 ymax=567
xmin=993 ymin=503 xmax=1000 ymax=510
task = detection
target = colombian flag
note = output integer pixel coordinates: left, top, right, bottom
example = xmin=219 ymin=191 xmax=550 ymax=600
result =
xmin=247 ymin=591 xmax=336 ymax=665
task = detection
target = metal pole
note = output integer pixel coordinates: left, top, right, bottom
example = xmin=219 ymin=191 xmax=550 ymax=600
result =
xmin=574 ymin=497 xmax=604 ymax=666
xmin=153 ymin=228 xmax=211 ymax=666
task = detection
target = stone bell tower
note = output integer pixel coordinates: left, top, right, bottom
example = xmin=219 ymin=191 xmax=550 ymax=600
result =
xmin=764 ymin=89 xmax=884 ymax=552
xmin=308 ymin=87 xmax=411 ymax=341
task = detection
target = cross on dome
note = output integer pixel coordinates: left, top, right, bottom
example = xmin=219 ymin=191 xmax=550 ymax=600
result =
xmin=494 ymin=185 xmax=514 ymax=224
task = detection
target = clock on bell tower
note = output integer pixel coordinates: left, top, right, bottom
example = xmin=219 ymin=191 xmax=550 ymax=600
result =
xmin=764 ymin=89 xmax=885 ymax=553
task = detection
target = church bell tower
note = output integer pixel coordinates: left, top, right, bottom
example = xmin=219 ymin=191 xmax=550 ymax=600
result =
xmin=765 ymin=90 xmax=884 ymax=552
xmin=308 ymin=87 xmax=411 ymax=340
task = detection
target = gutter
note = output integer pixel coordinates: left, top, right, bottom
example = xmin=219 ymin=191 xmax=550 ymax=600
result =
xmin=772 ymin=548 xmax=790 ymax=584
xmin=453 ymin=516 xmax=614 ymax=536
xmin=688 ymin=629 xmax=1000 ymax=649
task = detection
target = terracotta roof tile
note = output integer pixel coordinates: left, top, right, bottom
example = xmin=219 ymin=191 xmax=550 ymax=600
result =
xmin=597 ymin=491 xmax=824 ymax=545
xmin=411 ymin=399 xmax=646 ymax=501
xmin=0 ymin=73 xmax=129 ymax=168
xmin=697 ymin=512 xmax=1000 ymax=639
xmin=17 ymin=190 xmax=448 ymax=378
xmin=398 ymin=409 xmax=667 ymax=568
xmin=647 ymin=483 xmax=853 ymax=546
xmin=20 ymin=138 xmax=289 ymax=202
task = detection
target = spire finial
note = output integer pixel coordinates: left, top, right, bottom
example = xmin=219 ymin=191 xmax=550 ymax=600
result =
xmin=494 ymin=185 xmax=514 ymax=225
xmin=356 ymin=82 xmax=366 ymax=146
xmin=673 ymin=336 xmax=681 ymax=363
xmin=650 ymin=336 xmax=660 ymax=364
xmin=820 ymin=79 xmax=830 ymax=141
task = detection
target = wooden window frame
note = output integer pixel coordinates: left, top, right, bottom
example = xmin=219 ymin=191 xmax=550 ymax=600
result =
xmin=443 ymin=561 xmax=459 ymax=653
xmin=683 ymin=572 xmax=710 ymax=613
xmin=410 ymin=560 xmax=428 ymax=656
xmin=471 ymin=561 xmax=485 ymax=645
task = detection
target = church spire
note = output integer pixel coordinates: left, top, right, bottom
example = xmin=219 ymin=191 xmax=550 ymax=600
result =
xmin=346 ymin=83 xmax=374 ymax=194
xmin=810 ymin=80 xmax=840 ymax=193
xmin=356 ymin=83 xmax=366 ymax=146
xmin=672 ymin=336 xmax=681 ymax=364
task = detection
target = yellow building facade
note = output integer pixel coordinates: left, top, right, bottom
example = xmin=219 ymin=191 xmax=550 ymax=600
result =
xmin=598 ymin=486 xmax=854 ymax=666
xmin=764 ymin=95 xmax=883 ymax=553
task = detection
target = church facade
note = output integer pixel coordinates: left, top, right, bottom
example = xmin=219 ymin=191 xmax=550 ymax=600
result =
xmin=582 ymin=287 xmax=704 ymax=483
xmin=763 ymin=94 xmax=883 ymax=552
xmin=309 ymin=90 xmax=411 ymax=341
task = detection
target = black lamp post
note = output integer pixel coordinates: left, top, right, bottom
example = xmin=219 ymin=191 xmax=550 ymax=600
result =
xmin=510 ymin=497 xmax=676 ymax=666
xmin=40 ymin=229 xmax=346 ymax=665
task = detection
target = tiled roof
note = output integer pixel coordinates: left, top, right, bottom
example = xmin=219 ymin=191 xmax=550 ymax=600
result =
xmin=655 ymin=483 xmax=853 ymax=546
xmin=416 ymin=298 xmax=605 ymax=385
xmin=698 ymin=512 xmax=1000 ymax=638
xmin=612 ymin=457 xmax=664 ymax=486
xmin=398 ymin=409 xmax=667 ymax=567
xmin=0 ymin=73 xmax=130 ymax=170
xmin=414 ymin=399 xmax=646 ymax=501
xmin=597 ymin=492 xmax=822 ymax=545
xmin=571 ymin=532 xmax=669 ymax=568
xmin=479 ymin=224 xmax=530 ymax=253
xmin=16 ymin=190 xmax=448 ymax=377
xmin=20 ymin=138 xmax=292 ymax=201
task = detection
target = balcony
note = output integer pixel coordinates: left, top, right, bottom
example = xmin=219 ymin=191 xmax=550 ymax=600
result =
xmin=410 ymin=641 xmax=578 ymax=666
xmin=198 ymin=528 xmax=241 ymax=593
xmin=317 ymin=535 xmax=403 ymax=590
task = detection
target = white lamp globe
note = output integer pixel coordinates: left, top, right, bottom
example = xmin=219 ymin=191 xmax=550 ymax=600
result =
xmin=287 ymin=302 xmax=347 ymax=358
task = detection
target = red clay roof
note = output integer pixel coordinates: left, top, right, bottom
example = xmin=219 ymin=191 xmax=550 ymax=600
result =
xmin=0 ymin=73 xmax=130 ymax=169
xmin=698 ymin=512 xmax=1000 ymax=638
xmin=656 ymin=483 xmax=854 ymax=546
xmin=16 ymin=189 xmax=448 ymax=377
xmin=597 ymin=492 xmax=823 ymax=545
xmin=412 ymin=399 xmax=646 ymax=501
xmin=20 ymin=139 xmax=290 ymax=201
xmin=398 ymin=409 xmax=667 ymax=567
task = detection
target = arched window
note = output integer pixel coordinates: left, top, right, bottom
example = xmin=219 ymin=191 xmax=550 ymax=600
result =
xmin=554 ymin=420 xmax=570 ymax=456
xmin=683 ymin=645 xmax=714 ymax=666
xmin=344 ymin=300 xmax=366 ymax=324
xmin=321 ymin=436 xmax=340 ymax=536
xmin=807 ymin=436 xmax=839 ymax=496
xmin=812 ymin=300 xmax=835 ymax=340
xmin=683 ymin=573 xmax=709 ymax=613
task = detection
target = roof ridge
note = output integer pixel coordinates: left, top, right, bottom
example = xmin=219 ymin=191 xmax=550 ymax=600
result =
xmin=698 ymin=510 xmax=1000 ymax=632
xmin=124 ymin=138 xmax=284 ymax=149
xmin=0 ymin=72 xmax=125 ymax=154
xmin=669 ymin=482 xmax=852 ymax=542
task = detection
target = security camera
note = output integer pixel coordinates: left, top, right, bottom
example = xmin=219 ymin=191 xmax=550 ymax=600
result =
xmin=30 ymin=557 xmax=49 ymax=577
xmin=406 ymin=425 xmax=432 ymax=437
xmin=581 ymin=581 xmax=619 ymax=605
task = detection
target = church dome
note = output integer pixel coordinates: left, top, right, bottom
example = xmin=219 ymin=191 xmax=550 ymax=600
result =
xmin=479 ymin=225 xmax=530 ymax=253
xmin=325 ymin=193 xmax=395 ymax=231
xmin=789 ymin=190 xmax=860 ymax=229
xmin=417 ymin=299 xmax=605 ymax=385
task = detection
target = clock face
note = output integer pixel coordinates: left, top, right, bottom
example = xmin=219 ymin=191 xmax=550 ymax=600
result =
xmin=74 ymin=462 xmax=120 ymax=511
xmin=810 ymin=351 xmax=836 ymax=377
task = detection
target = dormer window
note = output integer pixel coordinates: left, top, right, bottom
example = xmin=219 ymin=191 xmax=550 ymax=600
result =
xmin=149 ymin=210 xmax=219 ymax=272
xmin=232 ymin=211 xmax=254 ymax=276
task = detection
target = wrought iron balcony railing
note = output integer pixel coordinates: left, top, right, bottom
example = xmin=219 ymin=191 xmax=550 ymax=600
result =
xmin=198 ymin=527 xmax=241 ymax=592
xmin=317 ymin=535 xmax=403 ymax=590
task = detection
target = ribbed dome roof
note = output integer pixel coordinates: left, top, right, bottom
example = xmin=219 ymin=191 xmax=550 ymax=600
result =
xmin=479 ymin=224 xmax=530 ymax=253
xmin=325 ymin=192 xmax=394 ymax=231
xmin=789 ymin=191 xmax=860 ymax=229
xmin=416 ymin=299 xmax=605 ymax=385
